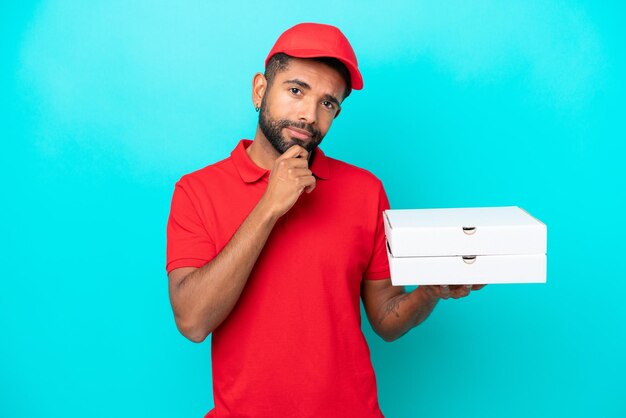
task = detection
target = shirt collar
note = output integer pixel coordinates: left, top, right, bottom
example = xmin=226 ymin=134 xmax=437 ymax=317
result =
xmin=231 ymin=139 xmax=330 ymax=184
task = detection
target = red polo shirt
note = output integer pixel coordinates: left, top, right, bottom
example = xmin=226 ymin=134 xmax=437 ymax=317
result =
xmin=166 ymin=139 xmax=390 ymax=418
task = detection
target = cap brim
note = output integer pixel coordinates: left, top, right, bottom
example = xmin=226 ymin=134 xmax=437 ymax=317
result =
xmin=266 ymin=49 xmax=363 ymax=90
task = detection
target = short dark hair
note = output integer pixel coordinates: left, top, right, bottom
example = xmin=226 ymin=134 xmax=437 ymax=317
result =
xmin=264 ymin=53 xmax=352 ymax=101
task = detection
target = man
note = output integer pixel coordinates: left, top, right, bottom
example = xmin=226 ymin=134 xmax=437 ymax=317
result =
xmin=166 ymin=22 xmax=483 ymax=418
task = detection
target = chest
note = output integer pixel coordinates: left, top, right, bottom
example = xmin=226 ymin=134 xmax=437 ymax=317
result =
xmin=204 ymin=179 xmax=375 ymax=276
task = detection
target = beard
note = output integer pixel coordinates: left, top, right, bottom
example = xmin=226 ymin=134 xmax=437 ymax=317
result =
xmin=258 ymin=96 xmax=324 ymax=154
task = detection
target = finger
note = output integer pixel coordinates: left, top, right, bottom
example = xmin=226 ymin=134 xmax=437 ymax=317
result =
xmin=287 ymin=168 xmax=313 ymax=179
xmin=299 ymin=176 xmax=316 ymax=194
xmin=280 ymin=144 xmax=309 ymax=160
xmin=450 ymin=285 xmax=471 ymax=299
xmin=284 ymin=158 xmax=309 ymax=169
xmin=439 ymin=285 xmax=450 ymax=299
xmin=274 ymin=158 xmax=307 ymax=177
xmin=471 ymin=284 xmax=487 ymax=291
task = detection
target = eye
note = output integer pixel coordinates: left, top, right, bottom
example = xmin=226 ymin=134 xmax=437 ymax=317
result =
xmin=290 ymin=87 xmax=301 ymax=95
xmin=322 ymin=100 xmax=334 ymax=110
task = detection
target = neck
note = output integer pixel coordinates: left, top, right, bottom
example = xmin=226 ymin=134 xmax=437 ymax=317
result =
xmin=246 ymin=126 xmax=281 ymax=170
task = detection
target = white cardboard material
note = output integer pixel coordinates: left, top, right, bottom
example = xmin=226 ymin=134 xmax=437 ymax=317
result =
xmin=384 ymin=206 xmax=547 ymax=285
xmin=384 ymin=206 xmax=546 ymax=257
xmin=387 ymin=243 xmax=547 ymax=285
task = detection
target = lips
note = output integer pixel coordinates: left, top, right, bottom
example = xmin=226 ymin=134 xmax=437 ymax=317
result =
xmin=285 ymin=126 xmax=313 ymax=140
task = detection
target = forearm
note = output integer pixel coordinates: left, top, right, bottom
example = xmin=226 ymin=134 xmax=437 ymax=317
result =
xmin=172 ymin=197 xmax=278 ymax=341
xmin=376 ymin=287 xmax=439 ymax=342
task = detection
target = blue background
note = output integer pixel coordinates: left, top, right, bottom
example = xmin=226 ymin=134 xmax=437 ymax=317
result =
xmin=2 ymin=1 xmax=625 ymax=417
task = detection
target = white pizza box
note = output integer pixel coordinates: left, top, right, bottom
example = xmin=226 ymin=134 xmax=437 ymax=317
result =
xmin=386 ymin=246 xmax=547 ymax=285
xmin=384 ymin=206 xmax=546 ymax=257
xmin=383 ymin=206 xmax=547 ymax=285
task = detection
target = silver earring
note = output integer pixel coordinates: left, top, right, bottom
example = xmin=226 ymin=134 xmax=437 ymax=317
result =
xmin=255 ymin=105 xmax=260 ymax=112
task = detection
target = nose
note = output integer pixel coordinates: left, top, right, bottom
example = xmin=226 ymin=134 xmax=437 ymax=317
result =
xmin=297 ymin=98 xmax=317 ymax=126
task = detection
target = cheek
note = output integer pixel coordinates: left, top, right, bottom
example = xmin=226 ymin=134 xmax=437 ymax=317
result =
xmin=320 ymin=111 xmax=336 ymax=127
xmin=318 ymin=119 xmax=333 ymax=136
xmin=265 ymin=91 xmax=292 ymax=115
xmin=274 ymin=93 xmax=293 ymax=108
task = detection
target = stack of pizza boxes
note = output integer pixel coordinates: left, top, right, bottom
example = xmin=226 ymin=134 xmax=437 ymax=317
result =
xmin=383 ymin=206 xmax=547 ymax=285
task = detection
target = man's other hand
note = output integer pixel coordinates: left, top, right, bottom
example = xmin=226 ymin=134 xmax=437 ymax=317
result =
xmin=421 ymin=284 xmax=487 ymax=300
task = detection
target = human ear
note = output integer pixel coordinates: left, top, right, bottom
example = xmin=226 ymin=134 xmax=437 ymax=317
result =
xmin=252 ymin=72 xmax=267 ymax=109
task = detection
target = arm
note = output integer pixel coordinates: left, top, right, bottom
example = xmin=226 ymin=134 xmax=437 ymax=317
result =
xmin=168 ymin=199 xmax=278 ymax=343
xmin=361 ymin=279 xmax=484 ymax=342
xmin=168 ymin=145 xmax=315 ymax=343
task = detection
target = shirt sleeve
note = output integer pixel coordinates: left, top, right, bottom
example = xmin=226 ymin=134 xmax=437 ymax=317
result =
xmin=363 ymin=181 xmax=391 ymax=281
xmin=165 ymin=179 xmax=216 ymax=274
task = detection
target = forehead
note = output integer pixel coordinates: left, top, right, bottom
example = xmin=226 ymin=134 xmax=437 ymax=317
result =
xmin=274 ymin=57 xmax=346 ymax=97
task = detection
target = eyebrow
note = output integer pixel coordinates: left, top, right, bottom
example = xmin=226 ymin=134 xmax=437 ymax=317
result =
xmin=283 ymin=78 xmax=342 ymax=110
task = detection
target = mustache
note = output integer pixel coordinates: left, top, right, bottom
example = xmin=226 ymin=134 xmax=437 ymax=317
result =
xmin=278 ymin=120 xmax=321 ymax=140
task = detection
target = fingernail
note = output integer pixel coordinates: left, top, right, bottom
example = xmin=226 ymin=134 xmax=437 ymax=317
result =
xmin=465 ymin=285 xmax=472 ymax=290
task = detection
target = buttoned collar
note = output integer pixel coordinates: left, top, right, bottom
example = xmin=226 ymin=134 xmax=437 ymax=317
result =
xmin=231 ymin=139 xmax=330 ymax=184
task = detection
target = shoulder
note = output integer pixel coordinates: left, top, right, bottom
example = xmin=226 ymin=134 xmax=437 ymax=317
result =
xmin=326 ymin=156 xmax=385 ymax=191
xmin=175 ymin=156 xmax=234 ymax=191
